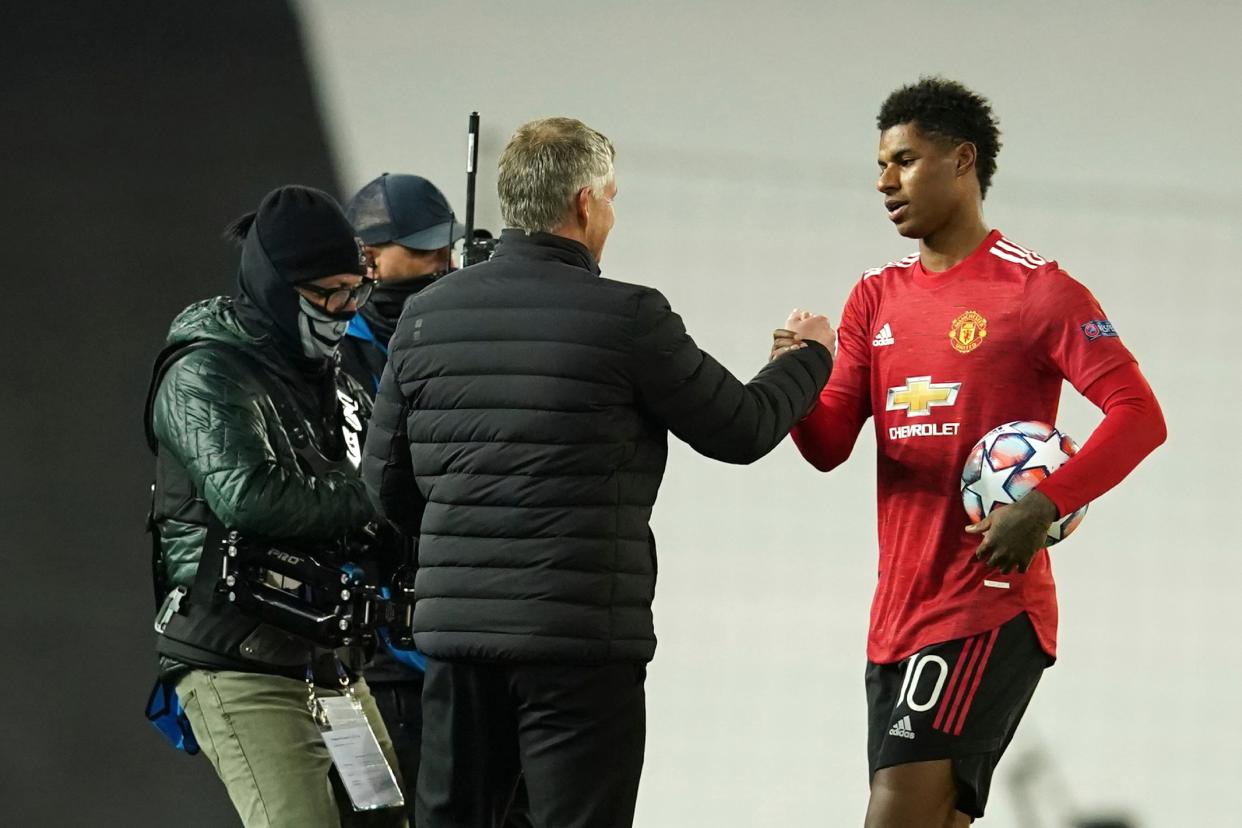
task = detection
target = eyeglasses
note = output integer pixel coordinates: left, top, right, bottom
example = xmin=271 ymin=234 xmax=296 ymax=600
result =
xmin=299 ymin=276 xmax=376 ymax=313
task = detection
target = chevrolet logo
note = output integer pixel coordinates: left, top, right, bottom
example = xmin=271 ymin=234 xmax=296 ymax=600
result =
xmin=886 ymin=376 xmax=961 ymax=417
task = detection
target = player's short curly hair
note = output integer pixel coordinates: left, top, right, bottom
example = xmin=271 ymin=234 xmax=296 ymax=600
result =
xmin=877 ymin=77 xmax=1002 ymax=199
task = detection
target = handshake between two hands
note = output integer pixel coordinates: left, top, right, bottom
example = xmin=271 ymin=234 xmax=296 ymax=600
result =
xmin=769 ymin=309 xmax=836 ymax=362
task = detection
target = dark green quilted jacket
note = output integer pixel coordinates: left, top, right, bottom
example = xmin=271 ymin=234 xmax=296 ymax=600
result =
xmin=149 ymin=296 xmax=374 ymax=593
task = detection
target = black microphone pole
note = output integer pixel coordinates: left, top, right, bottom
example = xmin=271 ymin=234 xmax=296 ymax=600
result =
xmin=463 ymin=111 xmax=480 ymax=266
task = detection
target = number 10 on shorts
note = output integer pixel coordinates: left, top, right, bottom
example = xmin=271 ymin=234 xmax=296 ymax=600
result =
xmin=899 ymin=654 xmax=950 ymax=712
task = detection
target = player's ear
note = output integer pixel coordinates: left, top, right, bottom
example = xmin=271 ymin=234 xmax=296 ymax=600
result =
xmin=955 ymin=142 xmax=978 ymax=180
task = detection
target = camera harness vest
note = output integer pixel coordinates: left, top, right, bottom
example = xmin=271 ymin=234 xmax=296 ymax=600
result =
xmin=143 ymin=340 xmax=367 ymax=676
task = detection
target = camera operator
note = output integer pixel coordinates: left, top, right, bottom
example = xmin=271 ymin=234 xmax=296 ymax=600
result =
xmin=361 ymin=117 xmax=835 ymax=828
xmin=341 ymin=173 xmax=465 ymax=393
xmin=146 ymin=185 xmax=406 ymax=827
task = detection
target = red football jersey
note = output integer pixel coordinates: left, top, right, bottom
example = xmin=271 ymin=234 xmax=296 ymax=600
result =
xmin=793 ymin=229 xmax=1136 ymax=663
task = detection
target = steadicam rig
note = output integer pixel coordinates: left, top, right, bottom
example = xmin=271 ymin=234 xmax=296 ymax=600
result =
xmin=214 ymin=530 xmax=385 ymax=649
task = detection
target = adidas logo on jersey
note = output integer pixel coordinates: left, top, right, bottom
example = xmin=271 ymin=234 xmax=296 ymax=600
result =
xmin=873 ymin=323 xmax=894 ymax=347
xmin=888 ymin=715 xmax=915 ymax=740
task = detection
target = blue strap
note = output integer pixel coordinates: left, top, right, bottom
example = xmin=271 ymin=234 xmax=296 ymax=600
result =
xmin=378 ymin=627 xmax=427 ymax=672
xmin=144 ymin=677 xmax=200 ymax=754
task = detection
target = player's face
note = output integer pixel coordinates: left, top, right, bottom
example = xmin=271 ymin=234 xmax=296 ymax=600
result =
xmin=876 ymin=124 xmax=962 ymax=240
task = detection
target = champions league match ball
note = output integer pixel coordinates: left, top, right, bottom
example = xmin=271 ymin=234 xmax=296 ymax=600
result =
xmin=960 ymin=421 xmax=1088 ymax=546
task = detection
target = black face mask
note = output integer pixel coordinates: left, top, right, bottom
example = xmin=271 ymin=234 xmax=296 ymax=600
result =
xmin=361 ymin=269 xmax=454 ymax=344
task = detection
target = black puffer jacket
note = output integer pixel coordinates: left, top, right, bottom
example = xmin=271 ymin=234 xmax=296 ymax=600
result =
xmin=361 ymin=230 xmax=830 ymax=664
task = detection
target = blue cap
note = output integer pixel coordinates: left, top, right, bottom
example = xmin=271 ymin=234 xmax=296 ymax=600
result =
xmin=345 ymin=173 xmax=466 ymax=251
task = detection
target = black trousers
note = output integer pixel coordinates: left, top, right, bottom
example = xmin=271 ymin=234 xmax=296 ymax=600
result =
xmin=371 ymin=675 xmax=535 ymax=828
xmin=417 ymin=658 xmax=647 ymax=828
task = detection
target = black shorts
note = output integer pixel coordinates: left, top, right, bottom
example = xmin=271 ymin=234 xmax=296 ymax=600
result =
xmin=866 ymin=612 xmax=1051 ymax=818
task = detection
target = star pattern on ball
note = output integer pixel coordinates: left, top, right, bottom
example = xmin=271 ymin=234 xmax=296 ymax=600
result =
xmin=1022 ymin=429 xmax=1071 ymax=476
xmin=964 ymin=445 xmax=1017 ymax=515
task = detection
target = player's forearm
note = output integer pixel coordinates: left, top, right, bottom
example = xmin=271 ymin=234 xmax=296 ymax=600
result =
xmin=791 ymin=399 xmax=864 ymax=472
xmin=1036 ymin=363 xmax=1167 ymax=517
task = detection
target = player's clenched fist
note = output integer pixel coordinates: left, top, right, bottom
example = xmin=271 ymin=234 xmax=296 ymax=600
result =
xmin=787 ymin=309 xmax=836 ymax=352
xmin=769 ymin=308 xmax=836 ymax=362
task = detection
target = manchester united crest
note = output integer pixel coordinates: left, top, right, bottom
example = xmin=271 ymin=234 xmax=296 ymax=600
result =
xmin=949 ymin=310 xmax=988 ymax=354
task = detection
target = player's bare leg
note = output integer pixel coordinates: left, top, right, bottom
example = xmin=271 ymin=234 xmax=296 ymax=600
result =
xmin=864 ymin=759 xmax=971 ymax=828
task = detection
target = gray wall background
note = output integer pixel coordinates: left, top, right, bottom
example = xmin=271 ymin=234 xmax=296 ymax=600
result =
xmin=296 ymin=1 xmax=1238 ymax=825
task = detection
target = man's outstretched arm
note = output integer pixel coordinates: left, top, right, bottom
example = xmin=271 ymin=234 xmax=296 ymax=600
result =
xmin=631 ymin=289 xmax=834 ymax=465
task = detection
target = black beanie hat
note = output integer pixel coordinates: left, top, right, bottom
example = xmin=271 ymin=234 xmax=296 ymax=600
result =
xmin=229 ymin=185 xmax=366 ymax=284
xmin=228 ymin=185 xmax=365 ymax=369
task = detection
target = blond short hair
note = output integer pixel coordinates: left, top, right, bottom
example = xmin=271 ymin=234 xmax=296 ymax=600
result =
xmin=498 ymin=117 xmax=615 ymax=234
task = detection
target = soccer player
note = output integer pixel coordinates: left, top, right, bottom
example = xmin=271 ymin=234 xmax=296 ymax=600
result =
xmin=786 ymin=78 xmax=1167 ymax=825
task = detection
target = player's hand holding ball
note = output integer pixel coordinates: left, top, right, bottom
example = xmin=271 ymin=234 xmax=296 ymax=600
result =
xmin=961 ymin=420 xmax=1088 ymax=574
xmin=966 ymin=490 xmax=1058 ymax=574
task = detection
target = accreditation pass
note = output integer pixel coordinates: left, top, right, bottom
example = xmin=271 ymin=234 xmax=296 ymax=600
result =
xmin=316 ymin=694 xmax=405 ymax=811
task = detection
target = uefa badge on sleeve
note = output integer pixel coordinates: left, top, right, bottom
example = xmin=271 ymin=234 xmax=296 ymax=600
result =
xmin=1080 ymin=319 xmax=1118 ymax=341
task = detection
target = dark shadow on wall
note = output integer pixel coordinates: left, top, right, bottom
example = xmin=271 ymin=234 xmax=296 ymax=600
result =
xmin=1 ymin=3 xmax=341 ymax=824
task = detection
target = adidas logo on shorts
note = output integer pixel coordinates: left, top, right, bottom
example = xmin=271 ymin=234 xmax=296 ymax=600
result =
xmin=888 ymin=715 xmax=915 ymax=740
